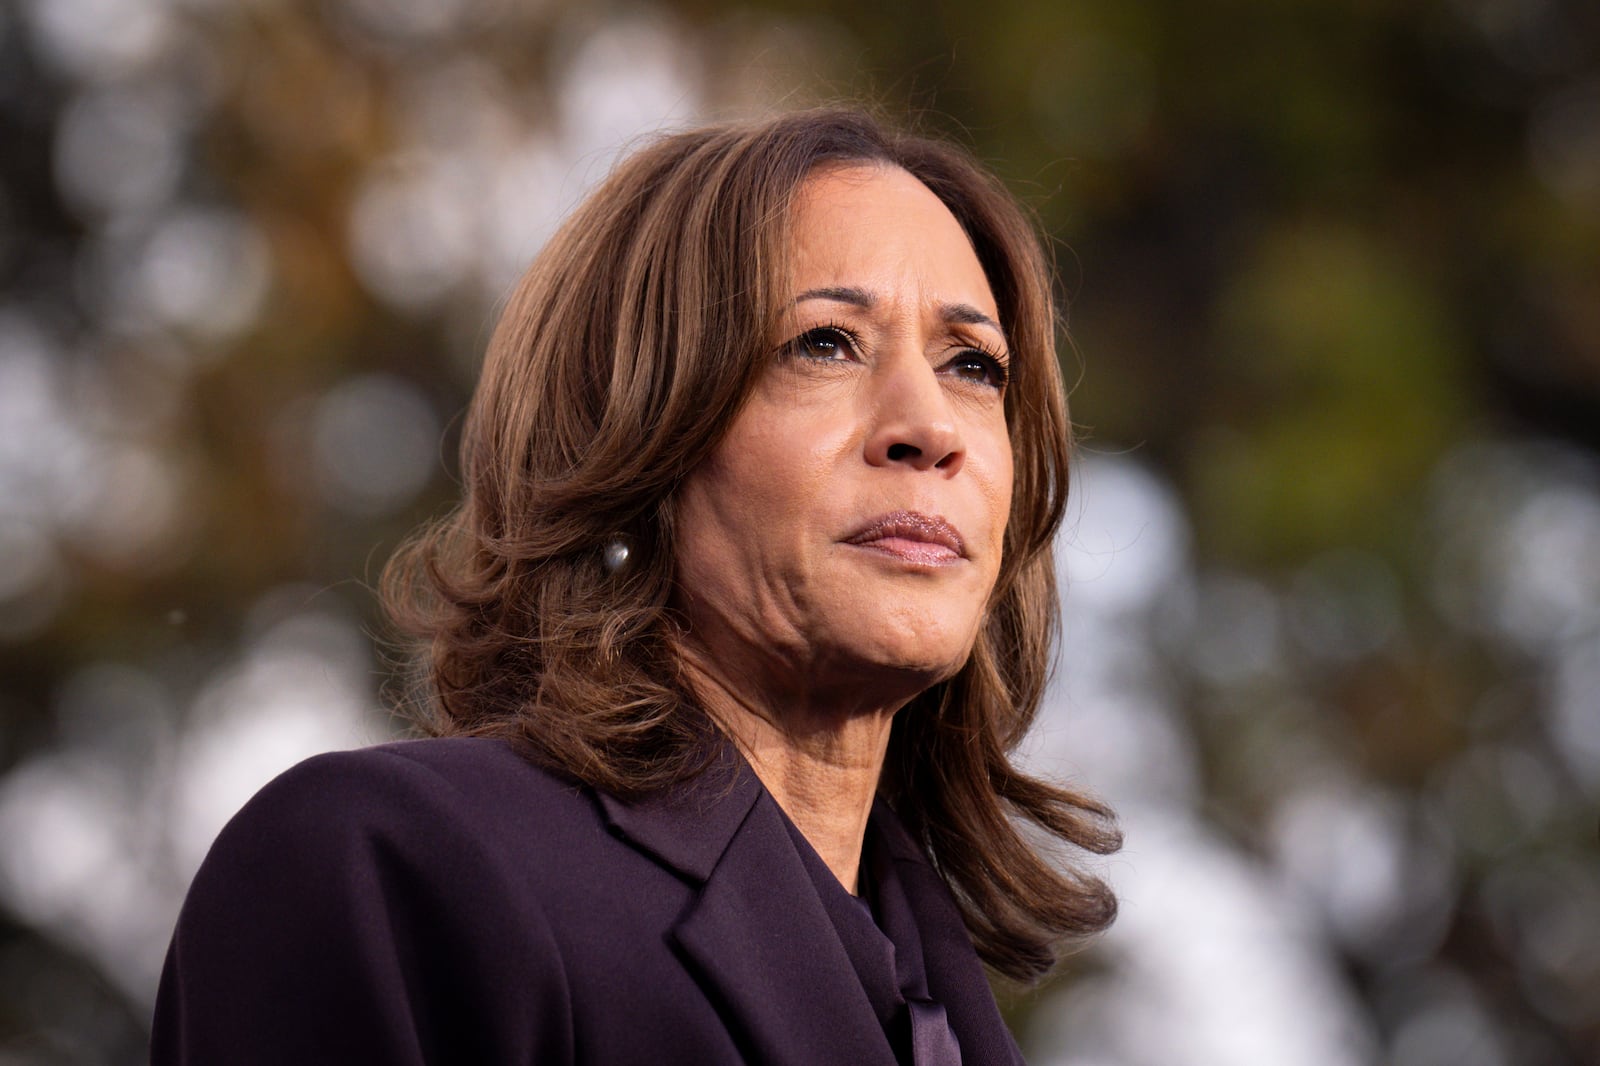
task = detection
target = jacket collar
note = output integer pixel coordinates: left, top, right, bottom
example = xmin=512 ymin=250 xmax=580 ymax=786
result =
xmin=873 ymin=801 xmax=1026 ymax=1066
xmin=598 ymin=741 xmax=898 ymax=1066
xmin=596 ymin=741 xmax=761 ymax=882
xmin=597 ymin=741 xmax=1022 ymax=1066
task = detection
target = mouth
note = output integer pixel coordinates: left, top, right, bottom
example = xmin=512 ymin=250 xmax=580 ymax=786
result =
xmin=843 ymin=511 xmax=966 ymax=566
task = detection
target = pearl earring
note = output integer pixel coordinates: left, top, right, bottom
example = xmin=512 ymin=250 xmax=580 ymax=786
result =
xmin=602 ymin=536 xmax=632 ymax=574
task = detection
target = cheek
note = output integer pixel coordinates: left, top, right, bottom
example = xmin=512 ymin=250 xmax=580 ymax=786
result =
xmin=705 ymin=430 xmax=808 ymax=522
xmin=671 ymin=475 xmax=722 ymax=588
xmin=977 ymin=424 xmax=1015 ymax=550
xmin=1001 ymin=452 xmax=1016 ymax=525
xmin=674 ymin=418 xmax=813 ymax=576
xmin=726 ymin=403 xmax=855 ymax=512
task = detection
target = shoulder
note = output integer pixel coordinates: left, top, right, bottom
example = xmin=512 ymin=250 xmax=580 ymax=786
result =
xmin=198 ymin=736 xmax=596 ymax=880
xmin=158 ymin=737 xmax=586 ymax=1062
xmin=247 ymin=734 xmax=577 ymax=809
xmin=177 ymin=735 xmax=611 ymax=939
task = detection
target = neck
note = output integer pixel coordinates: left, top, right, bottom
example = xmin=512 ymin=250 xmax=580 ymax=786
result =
xmin=680 ymin=655 xmax=898 ymax=894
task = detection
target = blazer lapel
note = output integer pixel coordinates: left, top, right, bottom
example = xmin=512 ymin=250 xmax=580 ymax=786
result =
xmin=600 ymin=752 xmax=897 ymax=1066
xmin=874 ymin=802 xmax=1025 ymax=1066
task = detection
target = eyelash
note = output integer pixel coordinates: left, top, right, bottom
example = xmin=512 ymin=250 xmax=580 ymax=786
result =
xmin=945 ymin=343 xmax=1010 ymax=390
xmin=781 ymin=322 xmax=862 ymax=362
xmin=780 ymin=323 xmax=1011 ymax=390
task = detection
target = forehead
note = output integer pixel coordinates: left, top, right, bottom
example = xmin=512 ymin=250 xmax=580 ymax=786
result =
xmin=782 ymin=164 xmax=999 ymax=321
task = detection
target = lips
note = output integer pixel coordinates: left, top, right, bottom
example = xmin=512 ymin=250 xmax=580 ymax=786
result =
xmin=843 ymin=511 xmax=965 ymax=565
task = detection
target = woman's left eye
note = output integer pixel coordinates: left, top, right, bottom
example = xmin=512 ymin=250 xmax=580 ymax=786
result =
xmin=945 ymin=350 xmax=1009 ymax=389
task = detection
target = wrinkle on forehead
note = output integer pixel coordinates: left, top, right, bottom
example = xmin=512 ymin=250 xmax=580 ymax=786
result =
xmin=784 ymin=164 xmax=1000 ymax=330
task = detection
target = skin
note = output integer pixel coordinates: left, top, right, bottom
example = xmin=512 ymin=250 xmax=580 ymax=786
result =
xmin=673 ymin=164 xmax=1015 ymax=892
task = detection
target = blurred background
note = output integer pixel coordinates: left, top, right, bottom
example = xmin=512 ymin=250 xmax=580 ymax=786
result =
xmin=1 ymin=0 xmax=1597 ymax=1062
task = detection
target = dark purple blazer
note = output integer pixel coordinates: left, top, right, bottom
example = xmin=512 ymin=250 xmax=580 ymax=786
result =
xmin=152 ymin=737 xmax=1026 ymax=1064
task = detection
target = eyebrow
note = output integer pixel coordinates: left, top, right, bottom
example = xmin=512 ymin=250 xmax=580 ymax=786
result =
xmin=793 ymin=286 xmax=1007 ymax=341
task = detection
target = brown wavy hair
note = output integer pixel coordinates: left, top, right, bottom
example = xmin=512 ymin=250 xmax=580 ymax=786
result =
xmin=382 ymin=107 xmax=1119 ymax=982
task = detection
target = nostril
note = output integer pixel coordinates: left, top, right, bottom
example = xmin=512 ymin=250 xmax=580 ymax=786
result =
xmin=887 ymin=443 xmax=920 ymax=462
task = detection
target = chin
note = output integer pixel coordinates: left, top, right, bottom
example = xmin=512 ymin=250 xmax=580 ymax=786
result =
xmin=837 ymin=623 xmax=978 ymax=693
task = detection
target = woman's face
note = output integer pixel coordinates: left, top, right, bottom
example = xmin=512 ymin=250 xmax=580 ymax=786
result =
xmin=674 ymin=164 xmax=1014 ymax=711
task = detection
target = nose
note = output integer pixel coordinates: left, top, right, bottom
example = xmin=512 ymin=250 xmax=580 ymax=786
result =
xmin=863 ymin=356 xmax=965 ymax=474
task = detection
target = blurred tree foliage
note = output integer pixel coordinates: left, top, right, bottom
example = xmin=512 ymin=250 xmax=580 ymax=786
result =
xmin=1 ymin=0 xmax=1597 ymax=1063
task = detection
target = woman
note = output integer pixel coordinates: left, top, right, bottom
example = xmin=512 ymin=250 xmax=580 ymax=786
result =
xmin=152 ymin=108 xmax=1119 ymax=1065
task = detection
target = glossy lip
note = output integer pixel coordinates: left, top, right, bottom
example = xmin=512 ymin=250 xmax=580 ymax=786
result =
xmin=843 ymin=510 xmax=966 ymax=564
